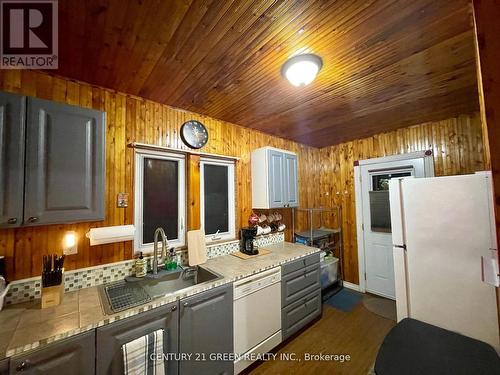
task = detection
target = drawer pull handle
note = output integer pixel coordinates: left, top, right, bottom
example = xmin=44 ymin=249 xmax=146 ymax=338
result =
xmin=7 ymin=218 xmax=17 ymax=224
xmin=171 ymin=305 xmax=177 ymax=311
xmin=28 ymin=217 xmax=39 ymax=223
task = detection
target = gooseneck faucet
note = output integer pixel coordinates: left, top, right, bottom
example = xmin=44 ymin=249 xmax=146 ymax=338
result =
xmin=152 ymin=227 xmax=168 ymax=274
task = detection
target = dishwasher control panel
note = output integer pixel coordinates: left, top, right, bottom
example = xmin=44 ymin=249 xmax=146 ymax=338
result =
xmin=233 ymin=267 xmax=281 ymax=300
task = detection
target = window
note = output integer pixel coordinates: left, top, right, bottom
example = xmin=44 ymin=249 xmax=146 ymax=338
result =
xmin=135 ymin=150 xmax=186 ymax=253
xmin=369 ymin=168 xmax=413 ymax=233
xmin=200 ymin=158 xmax=236 ymax=242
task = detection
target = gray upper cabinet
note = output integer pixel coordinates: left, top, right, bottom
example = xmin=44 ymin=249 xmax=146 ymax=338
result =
xmin=0 ymin=92 xmax=25 ymax=228
xmin=24 ymin=97 xmax=105 ymax=225
xmin=268 ymin=150 xmax=285 ymax=208
xmin=9 ymin=331 xmax=95 ymax=375
xmin=284 ymin=153 xmax=298 ymax=206
xmin=96 ymin=302 xmax=179 ymax=375
xmin=179 ymin=284 xmax=234 ymax=375
xmin=251 ymin=147 xmax=299 ymax=209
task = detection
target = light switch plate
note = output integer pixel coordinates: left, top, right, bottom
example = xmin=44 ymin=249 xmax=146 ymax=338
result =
xmin=117 ymin=193 xmax=129 ymax=208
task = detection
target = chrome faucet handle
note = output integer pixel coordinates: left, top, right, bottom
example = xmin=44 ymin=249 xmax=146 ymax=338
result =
xmin=161 ymin=230 xmax=169 ymax=263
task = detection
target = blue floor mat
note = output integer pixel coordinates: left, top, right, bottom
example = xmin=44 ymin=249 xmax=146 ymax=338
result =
xmin=324 ymin=288 xmax=363 ymax=312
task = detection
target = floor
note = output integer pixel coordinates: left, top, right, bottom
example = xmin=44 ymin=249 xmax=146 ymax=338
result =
xmin=247 ymin=292 xmax=395 ymax=375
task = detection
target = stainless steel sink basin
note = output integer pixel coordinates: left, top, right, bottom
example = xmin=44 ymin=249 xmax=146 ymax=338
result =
xmin=98 ymin=266 xmax=223 ymax=314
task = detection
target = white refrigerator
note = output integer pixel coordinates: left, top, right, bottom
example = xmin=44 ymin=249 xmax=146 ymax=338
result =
xmin=388 ymin=172 xmax=499 ymax=348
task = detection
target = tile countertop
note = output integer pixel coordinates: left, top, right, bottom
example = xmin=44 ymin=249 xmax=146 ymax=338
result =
xmin=0 ymin=242 xmax=320 ymax=360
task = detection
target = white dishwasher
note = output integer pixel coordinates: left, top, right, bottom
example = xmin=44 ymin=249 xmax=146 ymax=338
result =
xmin=233 ymin=267 xmax=282 ymax=374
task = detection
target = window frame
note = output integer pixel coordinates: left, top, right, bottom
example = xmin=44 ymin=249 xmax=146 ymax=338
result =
xmin=134 ymin=149 xmax=186 ymax=254
xmin=200 ymin=157 xmax=236 ymax=243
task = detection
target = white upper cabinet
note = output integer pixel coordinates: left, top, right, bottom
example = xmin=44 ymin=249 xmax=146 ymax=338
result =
xmin=251 ymin=147 xmax=299 ymax=209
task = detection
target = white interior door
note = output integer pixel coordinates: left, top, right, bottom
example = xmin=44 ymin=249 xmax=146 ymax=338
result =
xmin=361 ymin=158 xmax=426 ymax=299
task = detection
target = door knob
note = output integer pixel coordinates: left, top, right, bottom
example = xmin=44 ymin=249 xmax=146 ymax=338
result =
xmin=7 ymin=218 xmax=17 ymax=224
xmin=27 ymin=217 xmax=39 ymax=223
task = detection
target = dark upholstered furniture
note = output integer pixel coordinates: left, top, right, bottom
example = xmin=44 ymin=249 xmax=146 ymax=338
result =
xmin=375 ymin=318 xmax=500 ymax=375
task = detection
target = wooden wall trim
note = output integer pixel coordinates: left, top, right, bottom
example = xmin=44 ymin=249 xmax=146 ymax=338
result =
xmin=187 ymin=155 xmax=201 ymax=231
xmin=129 ymin=142 xmax=240 ymax=161
xmin=473 ymin=0 xmax=500 ymax=323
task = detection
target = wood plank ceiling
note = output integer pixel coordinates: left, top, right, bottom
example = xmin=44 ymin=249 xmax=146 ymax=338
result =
xmin=56 ymin=0 xmax=478 ymax=147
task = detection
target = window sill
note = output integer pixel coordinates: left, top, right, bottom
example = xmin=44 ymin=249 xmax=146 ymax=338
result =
xmin=205 ymin=237 xmax=238 ymax=246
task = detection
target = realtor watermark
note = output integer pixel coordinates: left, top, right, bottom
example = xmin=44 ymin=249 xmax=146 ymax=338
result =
xmin=0 ymin=0 xmax=58 ymax=69
xmin=151 ymin=352 xmax=352 ymax=363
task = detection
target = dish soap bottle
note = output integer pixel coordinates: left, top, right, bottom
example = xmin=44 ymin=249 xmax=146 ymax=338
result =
xmin=135 ymin=252 xmax=147 ymax=277
xmin=165 ymin=248 xmax=177 ymax=271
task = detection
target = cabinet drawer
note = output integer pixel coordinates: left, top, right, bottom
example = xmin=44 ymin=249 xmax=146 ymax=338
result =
xmin=282 ymin=289 xmax=322 ymax=340
xmin=282 ymin=263 xmax=320 ymax=307
xmin=282 ymin=253 xmax=320 ymax=276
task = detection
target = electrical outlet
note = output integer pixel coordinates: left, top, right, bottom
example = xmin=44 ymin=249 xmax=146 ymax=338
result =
xmin=63 ymin=244 xmax=77 ymax=255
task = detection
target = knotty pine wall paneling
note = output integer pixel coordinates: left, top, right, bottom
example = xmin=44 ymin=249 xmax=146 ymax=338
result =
xmin=317 ymin=113 xmax=488 ymax=283
xmin=0 ymin=70 xmax=488 ymax=285
xmin=0 ymin=70 xmax=320 ymax=281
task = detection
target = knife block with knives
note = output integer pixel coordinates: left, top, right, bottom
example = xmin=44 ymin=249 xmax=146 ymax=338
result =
xmin=41 ymin=254 xmax=65 ymax=309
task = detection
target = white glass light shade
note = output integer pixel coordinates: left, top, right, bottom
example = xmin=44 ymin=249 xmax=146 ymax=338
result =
xmin=281 ymin=54 xmax=323 ymax=87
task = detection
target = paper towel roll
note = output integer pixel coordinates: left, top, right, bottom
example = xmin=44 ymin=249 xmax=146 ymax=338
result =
xmin=87 ymin=225 xmax=135 ymax=246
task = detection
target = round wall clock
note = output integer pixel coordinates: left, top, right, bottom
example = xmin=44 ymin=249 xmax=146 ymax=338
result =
xmin=180 ymin=120 xmax=208 ymax=149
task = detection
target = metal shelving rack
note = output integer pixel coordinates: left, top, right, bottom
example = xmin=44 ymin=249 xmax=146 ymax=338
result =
xmin=292 ymin=206 xmax=344 ymax=297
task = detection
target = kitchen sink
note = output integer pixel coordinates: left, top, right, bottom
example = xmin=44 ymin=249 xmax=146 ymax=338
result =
xmin=98 ymin=266 xmax=223 ymax=314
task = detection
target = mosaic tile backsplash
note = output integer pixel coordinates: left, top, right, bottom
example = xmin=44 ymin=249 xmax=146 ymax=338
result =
xmin=5 ymin=231 xmax=285 ymax=305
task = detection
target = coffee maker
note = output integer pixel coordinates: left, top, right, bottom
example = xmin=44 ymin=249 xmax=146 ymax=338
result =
xmin=240 ymin=227 xmax=258 ymax=255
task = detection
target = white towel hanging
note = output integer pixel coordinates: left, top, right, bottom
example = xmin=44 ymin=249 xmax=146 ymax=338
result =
xmin=122 ymin=329 xmax=165 ymax=375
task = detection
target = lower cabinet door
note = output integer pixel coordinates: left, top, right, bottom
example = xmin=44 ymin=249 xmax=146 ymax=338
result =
xmin=9 ymin=331 xmax=95 ymax=375
xmin=0 ymin=358 xmax=8 ymax=375
xmin=96 ymin=302 xmax=179 ymax=375
xmin=179 ymin=284 xmax=233 ymax=375
xmin=282 ymin=289 xmax=322 ymax=340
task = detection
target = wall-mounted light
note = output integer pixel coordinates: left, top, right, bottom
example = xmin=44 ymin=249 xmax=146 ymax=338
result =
xmin=281 ymin=53 xmax=323 ymax=87
xmin=63 ymin=231 xmax=78 ymax=255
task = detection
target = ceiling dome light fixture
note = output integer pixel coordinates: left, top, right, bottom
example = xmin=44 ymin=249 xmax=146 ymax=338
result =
xmin=281 ymin=53 xmax=323 ymax=87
